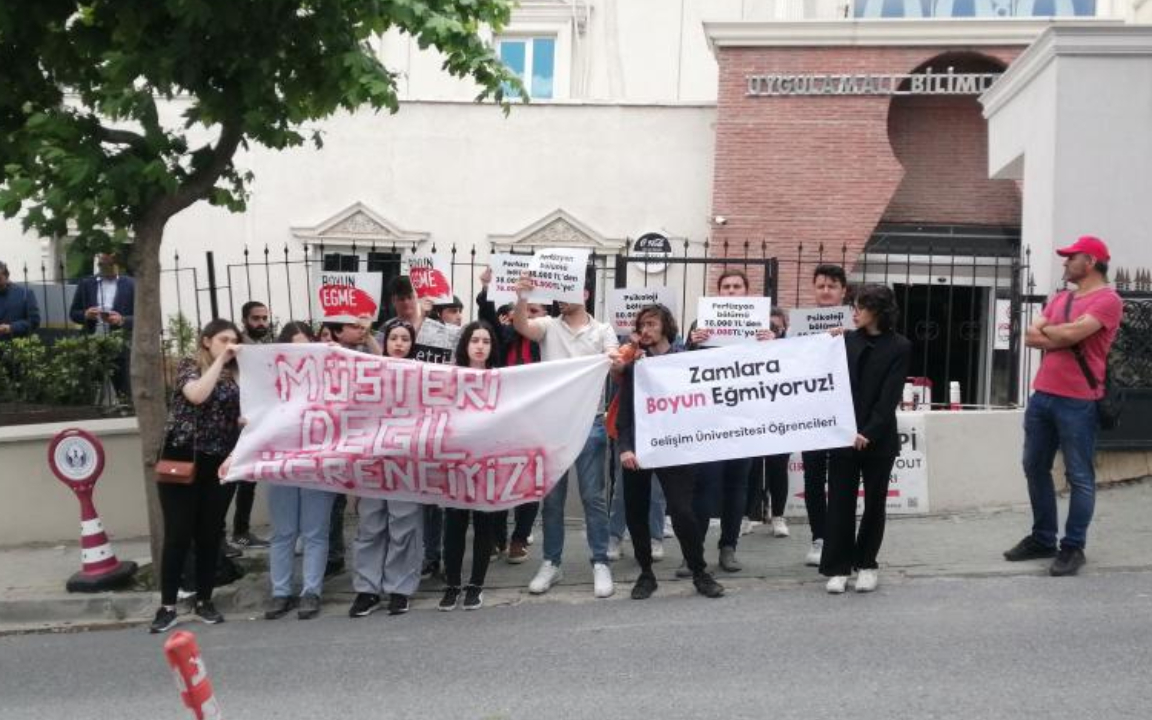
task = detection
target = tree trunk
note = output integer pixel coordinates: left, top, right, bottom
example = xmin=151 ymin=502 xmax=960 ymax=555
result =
xmin=130 ymin=215 xmax=170 ymax=573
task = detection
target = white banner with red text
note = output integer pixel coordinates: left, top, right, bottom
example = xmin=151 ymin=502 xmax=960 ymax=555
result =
xmin=633 ymin=334 xmax=857 ymax=468
xmin=225 ymin=345 xmax=610 ymax=509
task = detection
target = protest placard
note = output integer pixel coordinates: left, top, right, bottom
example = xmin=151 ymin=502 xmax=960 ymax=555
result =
xmin=695 ymin=296 xmax=772 ymax=346
xmin=605 ymin=287 xmax=679 ymax=339
xmin=487 ymin=253 xmax=534 ymax=306
xmin=226 ymin=345 xmax=610 ymax=509
xmin=633 ymin=333 xmax=857 ymax=468
xmin=412 ymin=319 xmax=462 ymax=365
xmin=314 ymin=272 xmax=383 ymax=324
xmin=783 ymin=412 xmax=929 ymax=516
xmin=524 ymin=248 xmax=590 ymax=305
xmin=787 ymin=306 xmax=855 ymax=337
xmin=402 ymin=255 xmax=454 ymax=304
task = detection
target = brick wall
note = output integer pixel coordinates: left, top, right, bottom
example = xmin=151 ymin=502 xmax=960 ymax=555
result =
xmin=711 ymin=46 xmax=1021 ymax=308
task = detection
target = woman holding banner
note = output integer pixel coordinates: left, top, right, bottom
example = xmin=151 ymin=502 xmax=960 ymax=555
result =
xmin=349 ymin=317 xmax=424 ymax=618
xmin=820 ymin=285 xmax=911 ymax=594
xmin=150 ymin=320 xmax=243 ymax=634
xmin=438 ymin=321 xmax=501 ymax=611
xmin=617 ymin=304 xmax=724 ymax=601
xmin=264 ymin=322 xmax=338 ymax=621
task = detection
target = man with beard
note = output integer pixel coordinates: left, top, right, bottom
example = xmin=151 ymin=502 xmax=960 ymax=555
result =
xmin=616 ymin=304 xmax=724 ymax=600
xmin=1005 ymin=236 xmax=1123 ymax=577
xmin=240 ymin=301 xmax=272 ymax=344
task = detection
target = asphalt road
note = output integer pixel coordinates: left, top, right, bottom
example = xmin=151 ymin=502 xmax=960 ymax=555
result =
xmin=2 ymin=571 xmax=1150 ymax=720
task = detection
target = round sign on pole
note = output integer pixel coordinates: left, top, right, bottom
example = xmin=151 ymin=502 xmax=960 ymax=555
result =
xmin=633 ymin=231 xmax=673 ymax=275
xmin=48 ymin=428 xmax=106 ymax=490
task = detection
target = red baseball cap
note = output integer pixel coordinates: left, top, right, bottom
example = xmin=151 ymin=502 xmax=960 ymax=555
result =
xmin=1056 ymin=235 xmax=1110 ymax=262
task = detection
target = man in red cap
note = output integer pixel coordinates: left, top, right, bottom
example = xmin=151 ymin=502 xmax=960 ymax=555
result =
xmin=1004 ymin=235 xmax=1123 ymax=576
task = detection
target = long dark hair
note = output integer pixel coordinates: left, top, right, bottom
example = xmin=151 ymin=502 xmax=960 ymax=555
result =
xmin=854 ymin=284 xmax=899 ymax=333
xmin=455 ymin=320 xmax=498 ymax=369
xmin=195 ymin=318 xmax=242 ymax=374
xmin=381 ymin=318 xmax=416 ymax=359
xmin=278 ymin=321 xmax=316 ymax=343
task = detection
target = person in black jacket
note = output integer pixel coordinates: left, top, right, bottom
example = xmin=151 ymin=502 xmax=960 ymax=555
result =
xmin=820 ymin=284 xmax=911 ymax=595
xmin=617 ymin=304 xmax=724 ymax=601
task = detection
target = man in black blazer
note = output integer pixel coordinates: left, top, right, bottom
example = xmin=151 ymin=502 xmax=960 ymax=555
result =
xmin=69 ymin=253 xmax=134 ymax=397
xmin=70 ymin=253 xmax=135 ymax=334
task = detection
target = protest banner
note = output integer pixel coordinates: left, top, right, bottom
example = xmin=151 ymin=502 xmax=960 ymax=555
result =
xmin=402 ymin=255 xmax=454 ymax=304
xmin=487 ymin=253 xmax=533 ymax=306
xmin=226 ymin=345 xmax=610 ymax=510
xmin=787 ymin=306 xmax=855 ymax=337
xmin=524 ymin=248 xmax=590 ymax=305
xmin=695 ymin=296 xmax=772 ymax=346
xmin=782 ymin=412 xmax=929 ymax=516
xmin=314 ymin=272 xmax=383 ymax=324
xmin=606 ymin=287 xmax=679 ymax=339
xmin=412 ymin=319 xmax=461 ymax=365
xmin=633 ymin=333 xmax=857 ymax=468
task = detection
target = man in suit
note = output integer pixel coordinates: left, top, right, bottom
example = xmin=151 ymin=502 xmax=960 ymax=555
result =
xmin=0 ymin=260 xmax=41 ymax=341
xmin=70 ymin=253 xmax=134 ymax=396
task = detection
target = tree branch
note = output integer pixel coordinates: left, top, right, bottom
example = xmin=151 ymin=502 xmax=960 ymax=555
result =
xmin=155 ymin=117 xmax=244 ymax=222
xmin=96 ymin=125 xmax=148 ymax=150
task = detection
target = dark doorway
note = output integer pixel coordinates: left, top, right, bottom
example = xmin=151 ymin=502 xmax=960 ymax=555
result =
xmin=894 ymin=283 xmax=986 ymax=407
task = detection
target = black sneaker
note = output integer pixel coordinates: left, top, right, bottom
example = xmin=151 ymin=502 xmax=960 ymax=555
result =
xmin=349 ymin=592 xmax=381 ymax=618
xmin=1003 ymin=535 xmax=1058 ymax=562
xmin=438 ymin=587 xmax=461 ymax=612
xmin=264 ymin=595 xmax=296 ymax=620
xmin=297 ymin=593 xmax=321 ymax=620
xmin=1050 ymin=547 xmax=1086 ymax=577
xmin=421 ymin=559 xmax=440 ymax=579
xmin=232 ymin=532 xmax=270 ymax=550
xmin=324 ymin=558 xmax=345 ymax=578
xmin=194 ymin=600 xmax=225 ymax=624
xmin=462 ymin=585 xmax=484 ymax=611
xmin=693 ymin=572 xmax=725 ymax=599
xmin=631 ymin=572 xmax=658 ymax=600
xmin=149 ymin=607 xmax=178 ymax=634
xmin=387 ymin=593 xmax=410 ymax=615
xmin=223 ymin=542 xmax=243 ymax=559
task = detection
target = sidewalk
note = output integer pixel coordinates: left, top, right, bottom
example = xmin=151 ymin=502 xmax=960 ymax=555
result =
xmin=2 ymin=478 xmax=1149 ymax=634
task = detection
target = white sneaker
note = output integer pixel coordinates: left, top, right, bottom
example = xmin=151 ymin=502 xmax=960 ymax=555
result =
xmin=805 ymin=539 xmax=824 ymax=567
xmin=826 ymin=575 xmax=849 ymax=594
xmin=528 ymin=561 xmax=562 ymax=595
xmin=663 ymin=516 xmax=674 ymax=539
xmin=855 ymin=569 xmax=879 ymax=593
xmin=740 ymin=518 xmax=752 ymax=536
xmin=592 ymin=562 xmax=615 ymax=598
xmin=526 ymin=533 xmax=534 ymax=546
xmin=607 ymin=536 xmax=622 ymax=561
xmin=651 ymin=539 xmax=665 ymax=561
xmin=771 ymin=516 xmax=790 ymax=538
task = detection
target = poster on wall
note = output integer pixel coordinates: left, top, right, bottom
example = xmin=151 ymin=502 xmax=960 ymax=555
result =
xmin=605 ymin=287 xmax=679 ymax=339
xmin=314 ymin=271 xmax=383 ymax=324
xmin=695 ymin=296 xmax=772 ymax=346
xmin=782 ymin=412 xmax=929 ymax=516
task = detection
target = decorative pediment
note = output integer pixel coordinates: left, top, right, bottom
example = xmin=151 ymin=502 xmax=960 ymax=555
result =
xmin=488 ymin=209 xmax=624 ymax=251
xmin=290 ymin=202 xmax=430 ymax=246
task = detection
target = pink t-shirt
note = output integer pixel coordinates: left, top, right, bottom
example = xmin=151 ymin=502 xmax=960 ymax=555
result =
xmin=1033 ymin=288 xmax=1123 ymax=400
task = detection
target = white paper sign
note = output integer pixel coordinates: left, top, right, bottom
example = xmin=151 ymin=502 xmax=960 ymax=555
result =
xmin=314 ymin=271 xmax=383 ymax=324
xmin=606 ymin=287 xmax=680 ymax=339
xmin=526 ymin=248 xmax=590 ymax=305
xmin=633 ymin=333 xmax=857 ymax=468
xmin=783 ymin=412 xmax=929 ymax=516
xmin=488 ymin=254 xmax=534 ymax=306
xmin=695 ymin=296 xmax=772 ymax=346
xmin=994 ymin=299 xmax=1011 ymax=351
xmin=402 ymin=255 xmax=454 ymax=304
xmin=788 ymin=306 xmax=855 ymax=337
xmin=413 ymin=319 xmax=463 ymax=365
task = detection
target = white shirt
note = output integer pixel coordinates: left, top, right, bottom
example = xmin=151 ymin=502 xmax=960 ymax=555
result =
xmin=530 ymin=313 xmax=619 ymax=362
xmin=98 ymin=277 xmax=118 ymax=313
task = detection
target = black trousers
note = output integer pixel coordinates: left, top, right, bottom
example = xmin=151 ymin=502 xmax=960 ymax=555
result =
xmin=801 ymin=449 xmax=830 ymax=541
xmin=819 ymin=448 xmax=897 ymax=577
xmin=158 ymin=453 xmax=236 ymax=605
xmin=328 ymin=493 xmax=347 ymax=564
xmin=490 ymin=502 xmax=539 ymax=548
xmin=748 ymin=455 xmax=790 ymax=520
xmin=443 ymin=509 xmax=495 ymax=588
xmin=624 ymin=463 xmax=705 ymax=575
xmin=231 ymin=481 xmax=256 ymax=535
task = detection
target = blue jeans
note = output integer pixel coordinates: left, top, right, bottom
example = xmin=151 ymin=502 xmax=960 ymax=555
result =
xmin=694 ymin=457 xmax=752 ymax=549
xmin=542 ymin=417 xmax=610 ymax=565
xmin=1023 ymin=391 xmax=1099 ymax=551
xmin=609 ymin=446 xmax=666 ymax=541
xmin=269 ymin=485 xmax=337 ymax=598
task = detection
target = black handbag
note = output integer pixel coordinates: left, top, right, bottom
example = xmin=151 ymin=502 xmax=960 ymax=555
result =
xmin=1062 ymin=293 xmax=1124 ymax=431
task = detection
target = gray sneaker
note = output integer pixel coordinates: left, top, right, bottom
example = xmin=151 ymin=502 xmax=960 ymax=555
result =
xmin=719 ymin=546 xmax=743 ymax=573
xmin=675 ymin=560 xmax=693 ymax=579
xmin=297 ymin=593 xmax=321 ymax=620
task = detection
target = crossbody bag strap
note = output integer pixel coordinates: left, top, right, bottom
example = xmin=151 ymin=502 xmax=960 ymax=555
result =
xmin=1063 ymin=291 xmax=1100 ymax=391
